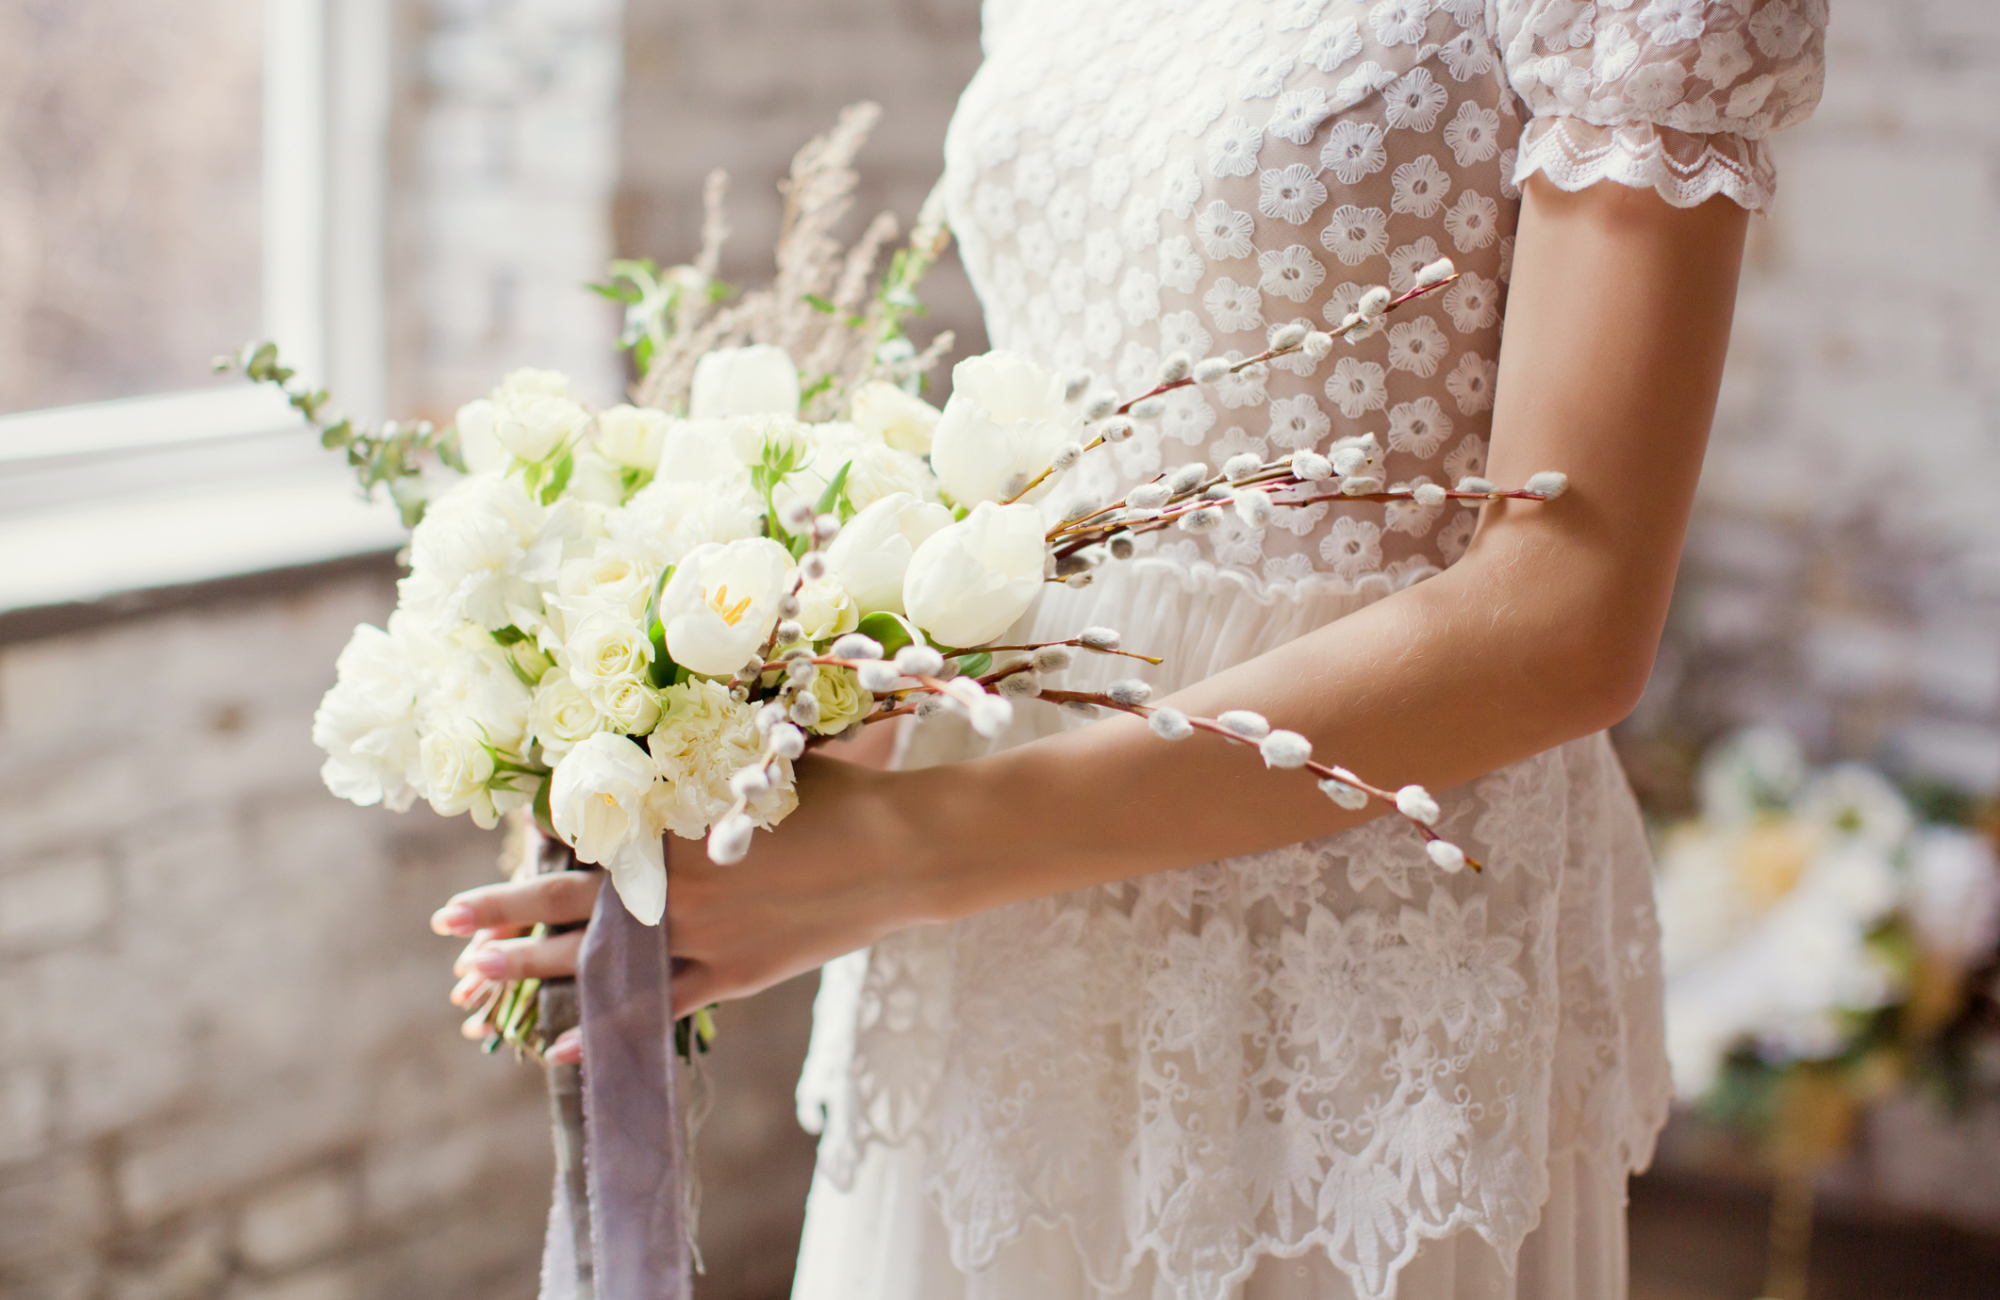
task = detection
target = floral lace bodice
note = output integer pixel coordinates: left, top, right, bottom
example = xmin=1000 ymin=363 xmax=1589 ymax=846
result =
xmin=940 ymin=0 xmax=1824 ymax=591
xmin=795 ymin=4 xmax=1826 ymax=1299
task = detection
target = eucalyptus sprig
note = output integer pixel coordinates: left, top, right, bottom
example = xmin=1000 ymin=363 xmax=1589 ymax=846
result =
xmin=215 ymin=341 xmax=465 ymax=526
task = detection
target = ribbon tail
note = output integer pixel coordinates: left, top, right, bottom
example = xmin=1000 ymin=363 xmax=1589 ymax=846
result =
xmin=577 ymin=864 xmax=692 ymax=1300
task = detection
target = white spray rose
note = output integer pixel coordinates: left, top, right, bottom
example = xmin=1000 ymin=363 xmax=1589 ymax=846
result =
xmin=420 ymin=716 xmax=510 ymax=828
xmin=427 ymin=627 xmax=534 ymax=757
xmin=824 ymin=492 xmax=952 ymax=615
xmin=849 ymin=381 xmax=941 ymax=455
xmin=807 ymin=666 xmax=873 ymax=735
xmin=529 ymin=669 xmax=610 ymax=761
xmin=689 ymin=344 xmax=801 ymax=420
xmin=657 ymin=537 xmax=794 ymax=676
xmin=597 ymin=678 xmax=663 ymax=733
xmin=312 ymin=614 xmax=438 ymax=811
xmin=491 ymin=369 xmax=591 ymax=464
xmin=563 ymin=609 xmax=654 ymax=697
xmin=399 ymin=474 xmax=567 ymax=630
xmin=903 ymin=501 xmax=1047 ymax=647
xmin=646 ymin=678 xmax=796 ymax=840
xmin=454 ymin=399 xmax=505 ymax=474
xmin=793 ymin=576 xmax=859 ymax=642
xmin=930 ymin=351 xmax=1082 ymax=506
xmin=550 ymin=731 xmax=668 ymax=924
xmin=787 ymin=424 xmax=936 ymax=513
xmin=556 ymin=541 xmax=660 ymax=623
xmin=594 ymin=404 xmax=670 ymax=470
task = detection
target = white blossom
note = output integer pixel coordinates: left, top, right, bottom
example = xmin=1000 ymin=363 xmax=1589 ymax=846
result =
xmin=1106 ymin=678 xmax=1154 ymax=705
xmin=656 ymin=537 xmax=793 ymax=676
xmin=1259 ymin=729 xmax=1313 ymax=768
xmin=1223 ymin=453 xmax=1265 ymax=481
xmin=1235 ymin=488 xmax=1274 ymax=528
xmin=766 ymin=722 xmax=806 ymax=760
xmin=1525 ymin=470 xmax=1570 ymax=499
xmin=1078 ymin=627 xmax=1122 ymax=651
xmin=551 ymin=732 xmax=667 ymax=923
xmin=707 ymin=812 xmax=757 ymax=865
xmin=1126 ymin=482 xmax=1173 ymax=510
xmin=1427 ymin=839 xmax=1468 ymax=872
xmin=894 ymin=644 xmax=946 ymax=677
xmin=1192 ymin=356 xmax=1233 ymax=384
xmin=1395 ymin=784 xmax=1441 ymax=825
xmin=1031 ymin=644 xmax=1075 ymax=673
xmin=1455 ymin=476 xmax=1496 ymax=494
xmin=968 ymin=694 xmax=1015 ymax=738
xmin=1220 ymin=709 xmax=1271 ymax=739
xmin=1301 ymin=330 xmax=1335 ymax=361
xmin=1149 ymin=706 xmax=1195 ymax=740
xmin=1318 ymin=777 xmax=1370 ymax=809
xmin=689 ymin=344 xmax=801 ymax=420
xmin=903 ymin=501 xmax=1047 ymax=647
xmin=857 ymin=660 xmax=901 ymax=693
xmin=1269 ymin=322 xmax=1309 ymax=351
xmin=1414 ymin=482 xmax=1448 ymax=506
xmin=931 ymin=351 xmax=1083 ymax=505
xmin=1291 ymin=450 xmax=1335 ymax=481
xmin=1413 ymin=256 xmax=1457 ymax=289
xmin=996 ymin=670 xmax=1043 ymax=699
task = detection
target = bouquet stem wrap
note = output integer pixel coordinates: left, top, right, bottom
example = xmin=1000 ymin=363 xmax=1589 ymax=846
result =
xmin=540 ymin=847 xmax=691 ymax=1300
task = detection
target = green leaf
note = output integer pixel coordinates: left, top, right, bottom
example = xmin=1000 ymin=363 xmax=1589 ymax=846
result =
xmin=587 ymin=279 xmax=644 ymax=304
xmin=856 ymin=611 xmax=913 ymax=658
xmin=540 ymin=450 xmax=574 ymax=505
xmin=532 ymin=776 xmax=556 ymax=840
xmin=707 ymin=279 xmax=734 ymax=303
xmin=491 ymin=625 xmax=529 ymax=646
xmin=814 ymin=460 xmax=854 ymax=517
xmin=804 ymin=293 xmax=836 ymax=314
xmin=800 ymin=374 xmax=835 ymax=404
xmin=953 ymin=651 xmax=993 ymax=678
xmin=644 ymin=564 xmax=679 ymax=688
xmin=633 ymin=335 xmax=655 ymax=377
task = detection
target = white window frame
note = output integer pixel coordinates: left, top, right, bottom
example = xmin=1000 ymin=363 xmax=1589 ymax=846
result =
xmin=0 ymin=0 xmax=405 ymax=616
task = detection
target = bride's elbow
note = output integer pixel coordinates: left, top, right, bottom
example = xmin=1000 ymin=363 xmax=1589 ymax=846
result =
xmin=1526 ymin=609 xmax=1661 ymax=739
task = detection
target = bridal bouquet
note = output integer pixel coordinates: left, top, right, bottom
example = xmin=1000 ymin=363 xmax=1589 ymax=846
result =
xmin=230 ymin=105 xmax=1569 ymax=1049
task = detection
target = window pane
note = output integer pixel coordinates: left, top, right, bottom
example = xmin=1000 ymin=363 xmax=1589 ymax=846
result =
xmin=0 ymin=0 xmax=263 ymax=415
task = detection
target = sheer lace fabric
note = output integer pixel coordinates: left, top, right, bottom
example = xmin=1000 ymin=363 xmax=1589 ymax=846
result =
xmin=793 ymin=1 xmax=1822 ymax=1297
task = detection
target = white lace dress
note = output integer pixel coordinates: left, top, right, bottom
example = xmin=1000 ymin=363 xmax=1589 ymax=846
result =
xmin=793 ymin=2 xmax=1825 ymax=1297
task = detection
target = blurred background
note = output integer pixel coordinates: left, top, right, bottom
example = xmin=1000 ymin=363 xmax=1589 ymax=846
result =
xmin=1 ymin=1 xmax=1998 ymax=1298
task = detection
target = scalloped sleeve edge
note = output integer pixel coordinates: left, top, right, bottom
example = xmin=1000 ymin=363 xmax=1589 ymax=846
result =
xmin=1512 ymin=117 xmax=1778 ymax=213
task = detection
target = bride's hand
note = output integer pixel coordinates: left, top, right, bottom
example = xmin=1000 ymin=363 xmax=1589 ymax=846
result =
xmin=430 ymin=870 xmax=603 ymax=1049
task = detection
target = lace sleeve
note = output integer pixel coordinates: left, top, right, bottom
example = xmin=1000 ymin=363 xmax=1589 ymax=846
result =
xmin=1495 ymin=0 xmax=1828 ymax=211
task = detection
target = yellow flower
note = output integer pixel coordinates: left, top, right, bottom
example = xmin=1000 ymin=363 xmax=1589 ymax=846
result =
xmin=807 ymin=666 xmax=874 ymax=735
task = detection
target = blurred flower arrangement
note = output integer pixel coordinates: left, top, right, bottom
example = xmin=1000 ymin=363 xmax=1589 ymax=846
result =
xmin=1653 ymin=725 xmax=2000 ymax=1297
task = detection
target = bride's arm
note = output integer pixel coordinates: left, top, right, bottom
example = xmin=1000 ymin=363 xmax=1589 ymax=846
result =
xmin=446 ymin=174 xmax=1748 ymax=1018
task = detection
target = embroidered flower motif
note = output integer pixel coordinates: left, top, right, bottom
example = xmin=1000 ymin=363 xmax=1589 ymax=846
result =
xmin=1387 ymin=236 xmax=1445 ymax=292
xmin=1324 ymin=356 xmax=1388 ymax=419
xmin=1122 ymin=191 xmax=1162 ymax=250
xmin=1267 ymin=393 xmax=1331 ymax=450
xmin=1196 ymin=200 xmax=1256 ymax=261
xmin=1273 ymin=0 xmax=1330 ymax=32
xmin=1017 ymin=222 xmax=1059 ymax=277
xmin=1236 ymin=50 xmax=1298 ymax=101
xmin=1160 ymin=387 xmax=1220 ymax=446
xmin=1301 ymin=17 xmax=1364 ymax=73
xmin=1014 ymin=151 xmax=1058 ymax=206
xmin=1438 ymin=26 xmax=1496 ymax=81
xmin=1091 ymin=155 xmax=1134 ymax=210
xmin=1437 ymin=507 xmax=1477 ymax=563
xmin=1159 ymin=235 xmax=1206 ymax=293
xmin=1442 ymin=101 xmax=1501 ymax=167
xmin=1083 ymin=302 xmax=1122 ymax=359
xmin=1160 ymin=156 xmax=1204 ymax=218
xmin=1444 ymin=272 xmax=1500 ymax=333
xmin=1258 ymin=245 xmax=1327 ymax=303
xmin=1749 ymin=2 xmax=1813 ymax=59
xmin=1333 ymin=60 xmax=1398 ymax=111
xmin=1207 ymin=115 xmax=1264 ymax=178
xmin=1386 ymin=318 xmax=1449 ymax=378
xmin=1265 ymin=88 xmax=1332 ymax=145
xmin=1694 ymin=30 xmax=1754 ymax=90
xmin=1259 ymin=164 xmax=1329 ymax=224
xmin=1443 ymin=190 xmax=1500 ymax=252
xmin=1273 ymin=909 xmax=1395 ymax=1067
xmin=1368 ymin=0 xmax=1432 ymax=48
xmin=1319 ymin=515 xmax=1384 ymax=579
xmin=1213 ymin=351 xmax=1270 ymax=409
xmin=1637 ymin=0 xmax=1706 ymax=46
xmin=1117 ymin=266 xmax=1162 ymax=326
xmin=1050 ymin=261 xmax=1088 ymax=315
xmin=1625 ymin=62 xmax=1689 ymax=115
xmin=1159 ymin=310 xmax=1213 ymax=361
xmin=1319 ymin=204 xmax=1389 ymax=267
xmin=1531 ymin=0 xmax=1595 ymax=51
xmin=1386 ymin=396 xmax=1452 ymax=456
xmin=1051 ymin=116 xmax=1102 ymax=171
xmin=1319 ymin=120 xmax=1388 ymax=185
xmin=1445 ymin=353 xmax=1497 ymax=415
xmin=1084 ymin=228 xmax=1124 ymax=284
xmin=973 ymin=183 xmax=1017 ymax=236
xmin=1382 ymin=68 xmax=1449 ymax=133
xmin=1204 ymin=277 xmax=1266 ymax=334
xmin=1442 ymin=433 xmax=1487 ymax=485
xmin=1397 ymin=890 xmax=1527 ymax=1044
xmin=1386 ymin=475 xmax=1445 ymax=535
xmin=1390 ymin=155 xmax=1452 ymax=218
xmin=1049 ymin=186 xmax=1089 ymax=242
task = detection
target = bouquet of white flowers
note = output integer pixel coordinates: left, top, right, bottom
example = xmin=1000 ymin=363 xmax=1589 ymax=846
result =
xmin=227 ymin=104 xmax=1572 ymax=1056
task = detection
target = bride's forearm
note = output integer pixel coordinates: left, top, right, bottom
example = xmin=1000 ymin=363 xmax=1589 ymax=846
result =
xmin=901 ymin=175 xmax=1749 ymax=923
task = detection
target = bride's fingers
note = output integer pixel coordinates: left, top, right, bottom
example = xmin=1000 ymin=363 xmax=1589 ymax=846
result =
xmin=468 ymin=927 xmax=587 ymax=982
xmin=432 ymin=871 xmax=602 ymax=937
xmin=449 ymin=970 xmax=492 ymax=1008
xmin=548 ymin=1028 xmax=582 ymax=1065
xmin=452 ymin=927 xmax=525 ymax=978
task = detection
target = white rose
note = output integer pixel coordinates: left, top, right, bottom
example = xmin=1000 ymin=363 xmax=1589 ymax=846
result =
xmin=658 ymin=537 xmax=794 ymax=675
xmin=420 ymin=715 xmax=502 ymax=827
xmin=494 ymin=389 xmax=592 ymax=465
xmin=824 ymin=492 xmax=952 ymax=615
xmin=495 ymin=368 xmax=571 ymax=401
xmin=550 ymin=731 xmax=667 ymax=924
xmin=903 ymin=501 xmax=1047 ymax=647
xmin=594 ymin=404 xmax=670 ymax=470
xmin=400 ymin=475 xmax=566 ymax=630
xmin=646 ymin=678 xmax=797 ymax=841
xmin=789 ymin=424 xmax=937 ymax=513
xmin=599 ymin=678 xmax=663 ymax=733
xmin=313 ymin=616 xmax=434 ymax=811
xmin=689 ymin=344 xmax=801 ymax=420
xmin=528 ymin=669 xmax=610 ymax=761
xmin=849 ymin=381 xmax=941 ymax=455
xmin=794 ymin=576 xmax=859 ymax=642
xmin=807 ymin=666 xmax=874 ymax=735
xmin=930 ymin=351 xmax=1082 ymax=506
xmin=454 ymin=399 xmax=505 ymax=474
xmin=563 ymin=609 xmax=654 ymax=695
xmin=556 ymin=541 xmax=660 ymax=623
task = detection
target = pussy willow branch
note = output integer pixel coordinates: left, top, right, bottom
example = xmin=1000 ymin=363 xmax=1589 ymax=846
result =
xmin=1001 ymin=274 xmax=1460 ymax=507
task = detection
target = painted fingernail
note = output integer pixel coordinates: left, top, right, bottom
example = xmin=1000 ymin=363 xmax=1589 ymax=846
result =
xmin=473 ymin=948 xmax=510 ymax=979
xmin=432 ymin=903 xmax=477 ymax=936
xmin=549 ymin=1029 xmax=582 ymax=1065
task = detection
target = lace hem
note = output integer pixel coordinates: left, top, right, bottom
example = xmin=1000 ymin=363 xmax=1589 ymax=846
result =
xmin=1513 ymin=117 xmax=1777 ymax=213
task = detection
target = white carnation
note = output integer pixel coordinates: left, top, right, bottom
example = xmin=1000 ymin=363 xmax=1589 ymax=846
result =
xmin=646 ymin=678 xmax=798 ymax=841
xmin=400 ymin=474 xmax=569 ymax=631
xmin=312 ymin=613 xmax=439 ymax=812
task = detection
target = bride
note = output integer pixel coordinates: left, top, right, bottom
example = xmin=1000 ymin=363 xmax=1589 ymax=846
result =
xmin=436 ymin=0 xmax=1826 ymax=1295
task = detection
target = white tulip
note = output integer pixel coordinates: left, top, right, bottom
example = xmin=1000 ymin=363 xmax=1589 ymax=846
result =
xmin=594 ymin=404 xmax=670 ymax=470
xmin=903 ymin=501 xmax=1047 ymax=647
xmin=689 ymin=344 xmax=801 ymax=420
xmin=824 ymin=492 xmax=953 ymax=615
xmin=930 ymin=352 xmax=1083 ymax=506
xmin=551 ymin=732 xmax=667 ymax=925
xmin=789 ymin=424 xmax=936 ymax=512
xmin=849 ymin=381 xmax=942 ymax=455
xmin=657 ymin=537 xmax=794 ymax=675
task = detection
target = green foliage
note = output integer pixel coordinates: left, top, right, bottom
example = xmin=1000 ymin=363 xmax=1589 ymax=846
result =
xmin=952 ymin=651 xmax=993 ymax=678
xmin=216 ymin=341 xmax=462 ymax=527
xmin=588 ymin=258 xmax=734 ymax=385
xmin=856 ymin=610 xmax=913 ymax=658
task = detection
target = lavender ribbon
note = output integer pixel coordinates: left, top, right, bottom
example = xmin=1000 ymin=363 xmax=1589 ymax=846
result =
xmin=540 ymin=855 xmax=692 ymax=1300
